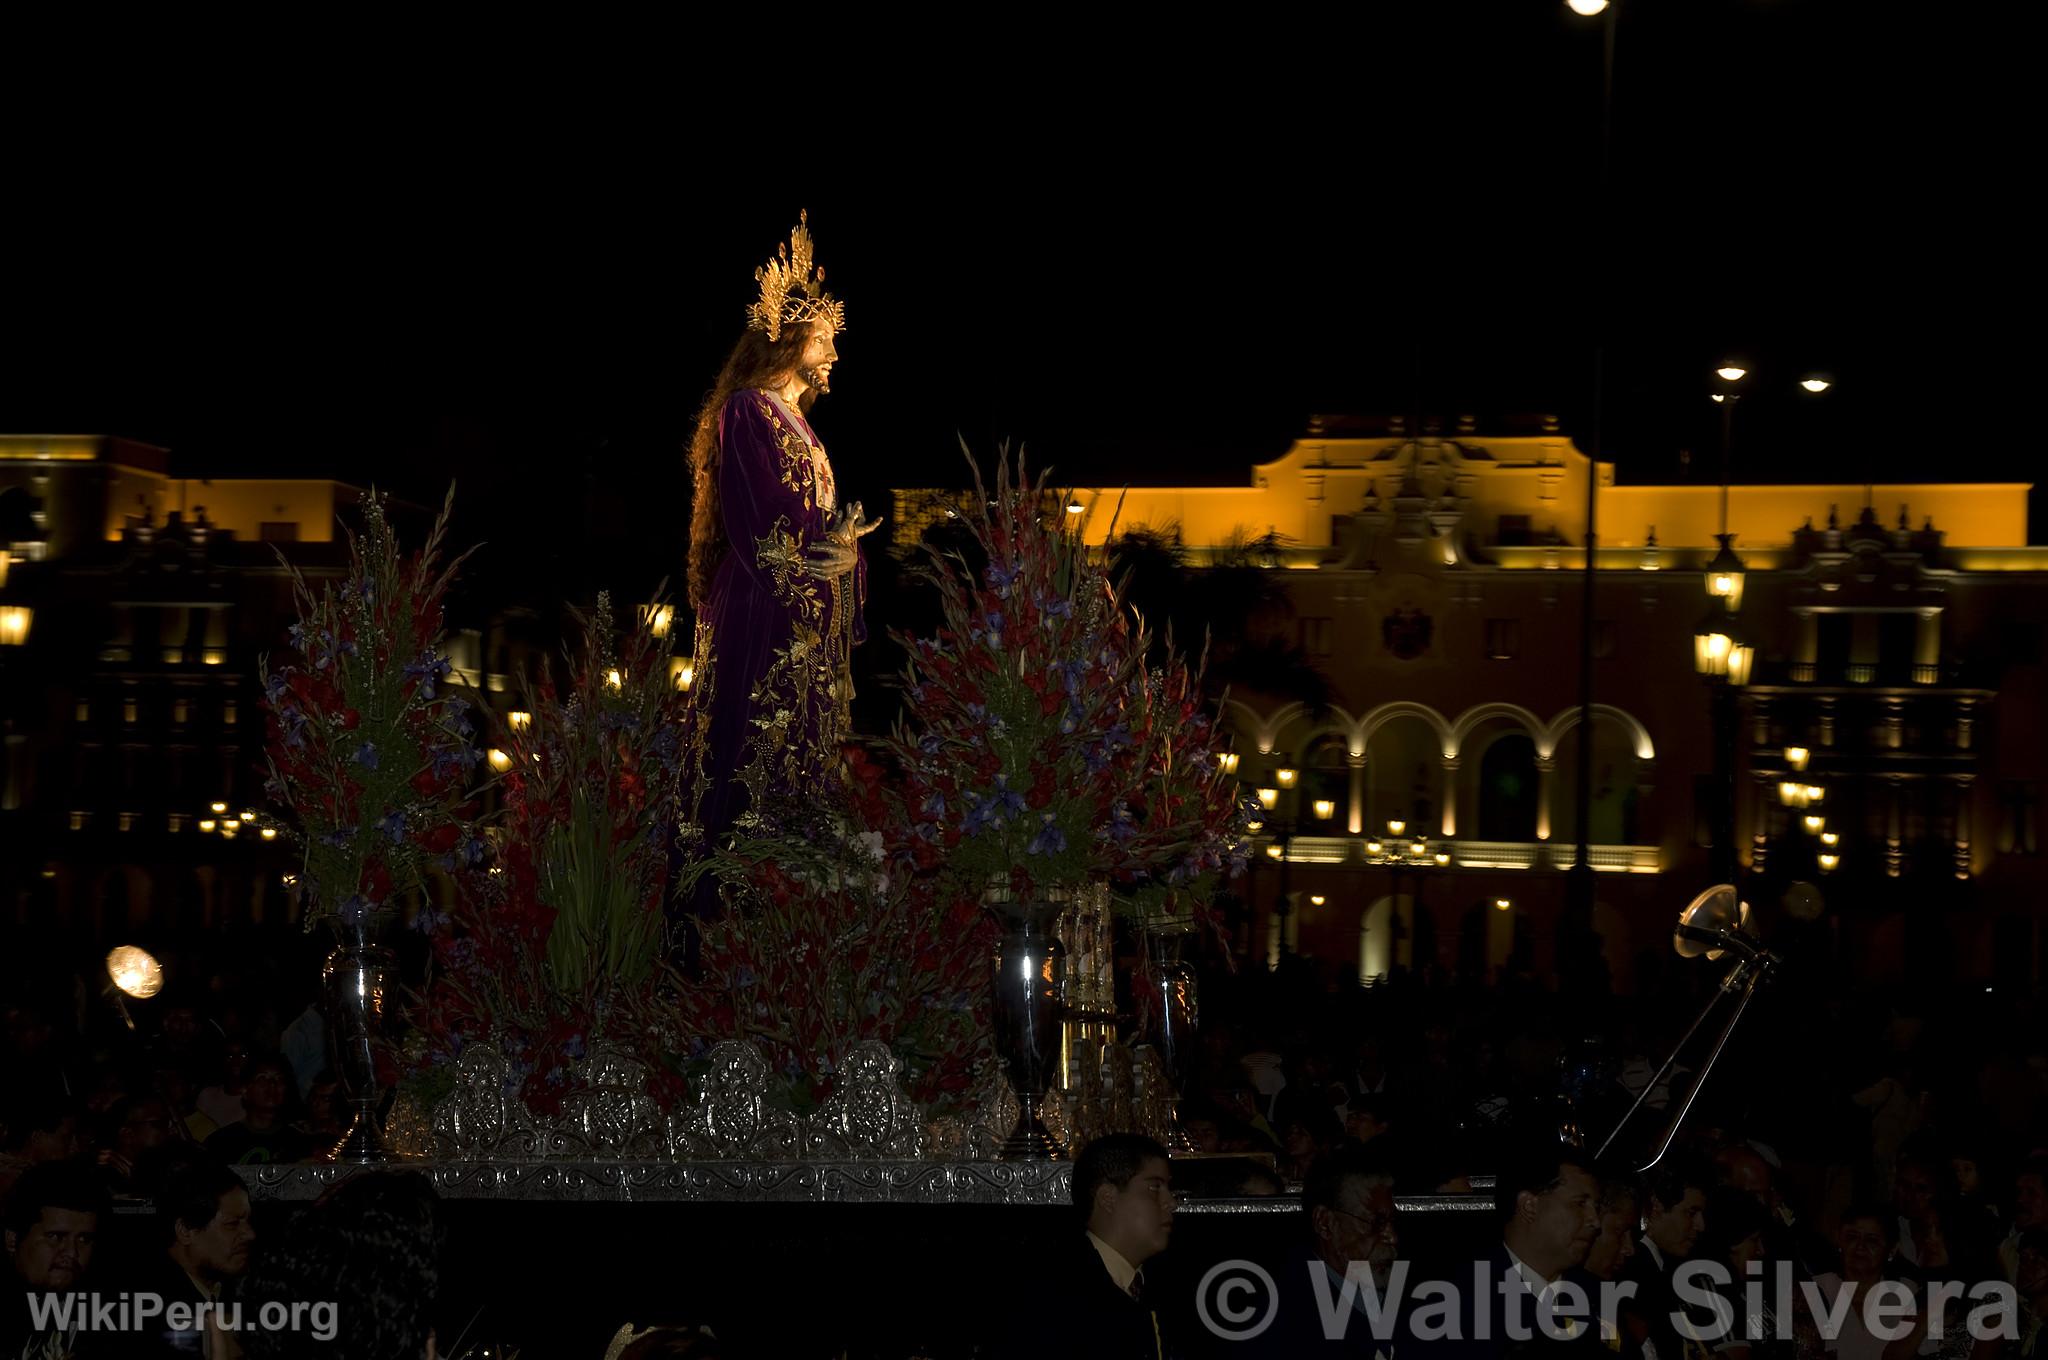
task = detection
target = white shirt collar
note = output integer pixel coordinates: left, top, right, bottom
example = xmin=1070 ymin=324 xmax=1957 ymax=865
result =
xmin=1087 ymin=1231 xmax=1140 ymax=1296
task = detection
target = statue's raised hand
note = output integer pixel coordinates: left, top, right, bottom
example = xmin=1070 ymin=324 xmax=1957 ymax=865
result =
xmin=803 ymin=502 xmax=883 ymax=579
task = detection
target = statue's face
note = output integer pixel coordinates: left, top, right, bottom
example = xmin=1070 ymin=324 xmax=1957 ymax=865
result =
xmin=797 ymin=317 xmax=838 ymax=394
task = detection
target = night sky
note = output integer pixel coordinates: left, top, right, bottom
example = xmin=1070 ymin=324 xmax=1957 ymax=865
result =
xmin=4 ymin=2 xmax=2030 ymax=592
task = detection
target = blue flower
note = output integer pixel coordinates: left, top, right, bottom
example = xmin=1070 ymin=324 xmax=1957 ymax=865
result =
xmin=918 ymin=732 xmax=943 ymax=756
xmin=992 ymin=777 xmax=1025 ymax=819
xmin=378 ymin=810 xmax=407 ymax=845
xmin=1053 ymin=660 xmax=1086 ymax=695
xmin=403 ymin=654 xmax=450 ymax=700
xmin=734 ymin=966 xmax=757 ymax=988
xmin=920 ymin=791 xmax=947 ymax=820
xmin=1027 ymin=815 xmax=1067 ymax=857
xmin=320 ymin=827 xmax=355 ymax=849
xmin=985 ymin=561 xmax=1019 ymax=598
xmin=1108 ymin=802 xmax=1138 ymax=843
xmin=459 ymin=836 xmax=487 ymax=867
xmin=353 ymin=741 xmax=380 ymax=771
xmin=287 ymin=622 xmax=308 ymax=650
xmin=266 ymin=670 xmax=291 ymax=702
xmin=412 ymin=903 xmax=448 ymax=933
xmin=562 ymin=1033 xmax=587 ymax=1061
xmin=337 ymin=638 xmax=359 ymax=659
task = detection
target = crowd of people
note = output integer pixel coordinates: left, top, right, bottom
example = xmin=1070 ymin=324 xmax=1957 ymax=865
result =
xmin=3 ymin=923 xmax=2046 ymax=1357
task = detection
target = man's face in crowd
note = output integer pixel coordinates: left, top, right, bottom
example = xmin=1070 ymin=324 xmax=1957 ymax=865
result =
xmin=179 ymin=1188 xmax=255 ymax=1282
xmin=1648 ymin=1186 xmax=1707 ymax=1258
xmin=1099 ymin=1157 xmax=1176 ymax=1265
xmin=1523 ymin=1165 xmax=1600 ymax=1270
xmin=1315 ymin=1177 xmax=1400 ymax=1288
xmin=1583 ymin=1197 xmax=1638 ymax=1281
xmin=7 ymin=1209 xmax=97 ymax=1289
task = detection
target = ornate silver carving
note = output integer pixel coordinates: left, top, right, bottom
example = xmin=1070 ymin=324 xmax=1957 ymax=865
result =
xmin=431 ymin=1042 xmax=539 ymax=1160
xmin=961 ymin=1067 xmax=1020 ymax=1160
xmin=546 ymin=1044 xmax=668 ymax=1159
xmin=420 ymin=1036 xmax=1043 ymax=1166
xmin=802 ymin=1041 xmax=927 ymax=1160
xmin=237 ymin=1159 xmax=1074 ymax=1205
xmin=673 ymin=1041 xmax=801 ymax=1159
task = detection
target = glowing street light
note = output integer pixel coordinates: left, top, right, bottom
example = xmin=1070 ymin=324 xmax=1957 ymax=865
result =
xmin=1312 ymin=799 xmax=1336 ymax=821
xmin=1387 ymin=819 xmax=1406 ymax=837
xmin=1716 ymin=364 xmax=1749 ymax=383
xmin=1801 ymin=377 xmax=1832 ymax=393
xmin=1784 ymin=746 xmax=1810 ymax=771
xmin=1309 ymin=894 xmax=1326 ymax=907
xmin=1494 ymin=897 xmax=1513 ymax=912
xmin=487 ymin=749 xmax=514 ymax=773
xmin=1275 ymin=768 xmax=1298 ymax=790
xmin=1565 ymin=0 xmax=1609 ymax=13
xmin=1256 ymin=787 xmax=1279 ymax=811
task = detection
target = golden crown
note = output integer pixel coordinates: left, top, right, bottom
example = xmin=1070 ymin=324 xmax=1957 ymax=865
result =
xmin=748 ymin=210 xmax=845 ymax=343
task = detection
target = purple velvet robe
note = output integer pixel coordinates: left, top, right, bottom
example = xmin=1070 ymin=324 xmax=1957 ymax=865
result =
xmin=685 ymin=388 xmax=865 ymax=848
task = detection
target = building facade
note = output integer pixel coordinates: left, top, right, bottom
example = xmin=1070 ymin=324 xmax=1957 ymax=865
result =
xmin=896 ymin=416 xmax=2048 ymax=991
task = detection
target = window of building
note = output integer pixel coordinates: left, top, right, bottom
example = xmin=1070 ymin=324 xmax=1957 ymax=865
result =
xmin=74 ymin=699 xmax=89 ymax=723
xmin=172 ymin=697 xmax=190 ymax=725
xmin=1300 ymin=616 xmax=1334 ymax=656
xmin=222 ymin=699 xmax=238 ymax=727
xmin=122 ymin=697 xmax=139 ymax=725
xmin=1485 ymin=619 xmax=1519 ymax=660
xmin=1496 ymin=515 xmax=1533 ymax=546
xmin=1998 ymin=781 xmax=2039 ymax=856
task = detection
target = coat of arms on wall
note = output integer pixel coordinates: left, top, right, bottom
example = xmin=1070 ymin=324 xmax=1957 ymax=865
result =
xmin=1382 ymin=607 xmax=1434 ymax=660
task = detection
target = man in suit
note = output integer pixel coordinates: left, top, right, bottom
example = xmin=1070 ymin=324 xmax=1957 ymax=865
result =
xmin=1617 ymin=1156 xmax=1711 ymax=1360
xmin=1242 ymin=1144 xmax=1403 ymax=1356
xmin=1409 ymin=1140 xmax=1603 ymax=1356
xmin=993 ymin=1133 xmax=1176 ymax=1360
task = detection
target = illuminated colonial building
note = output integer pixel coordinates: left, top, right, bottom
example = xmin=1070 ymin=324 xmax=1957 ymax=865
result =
xmin=898 ymin=415 xmax=2048 ymax=991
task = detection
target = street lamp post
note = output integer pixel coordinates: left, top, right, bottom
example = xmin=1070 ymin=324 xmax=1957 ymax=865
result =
xmin=1697 ymin=370 xmax=1753 ymax=885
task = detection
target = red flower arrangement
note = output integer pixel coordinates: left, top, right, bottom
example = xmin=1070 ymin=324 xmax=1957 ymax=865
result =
xmin=678 ymin=742 xmax=998 ymax=1113
xmin=406 ymin=592 xmax=691 ymax=1117
xmin=260 ymin=489 xmax=485 ymax=934
xmin=886 ymin=446 xmax=1254 ymax=915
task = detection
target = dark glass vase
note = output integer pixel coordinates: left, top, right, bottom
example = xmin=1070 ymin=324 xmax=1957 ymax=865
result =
xmin=987 ymin=884 xmax=1068 ymax=1160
